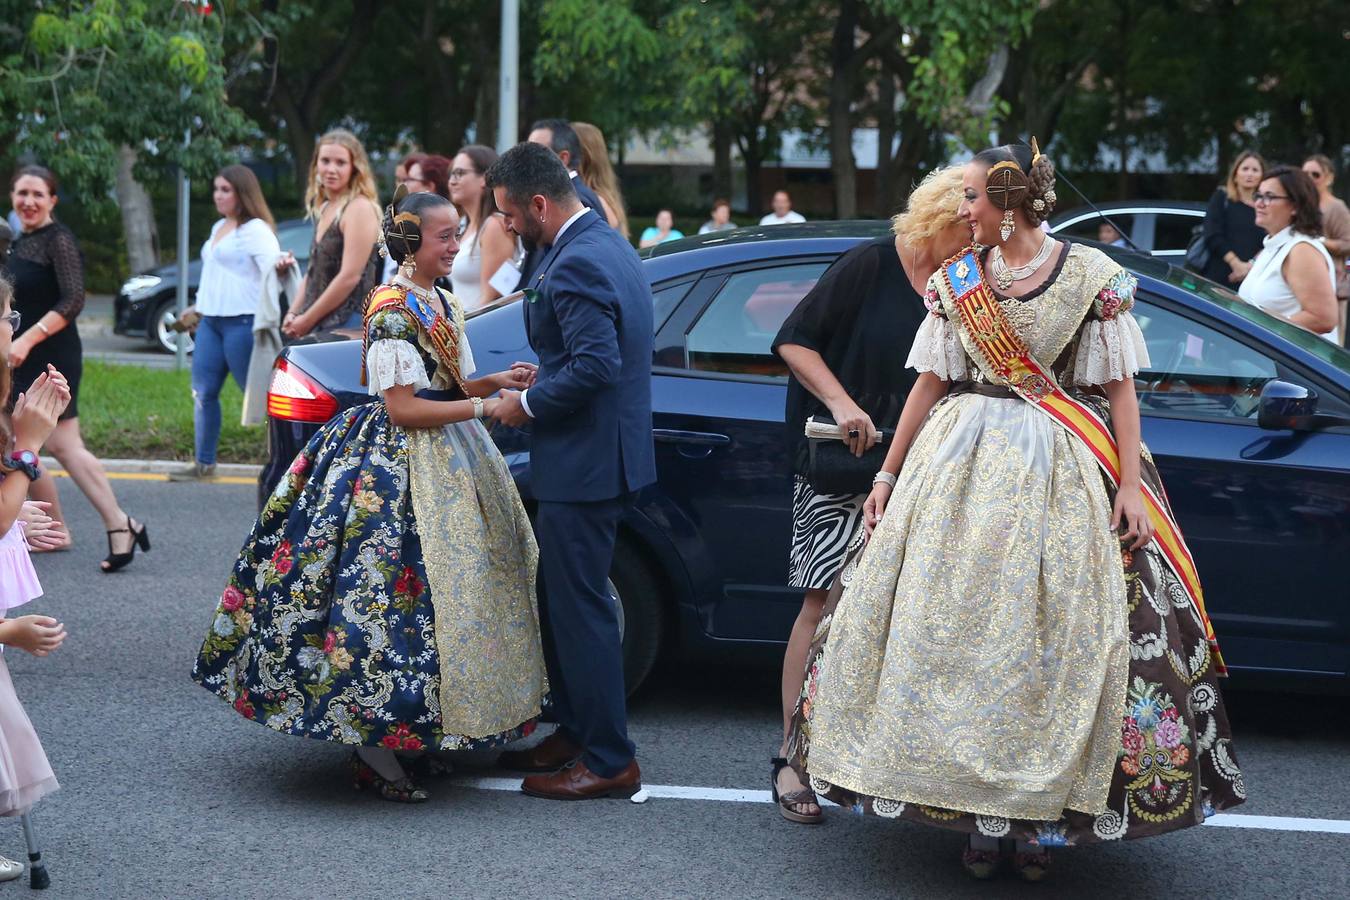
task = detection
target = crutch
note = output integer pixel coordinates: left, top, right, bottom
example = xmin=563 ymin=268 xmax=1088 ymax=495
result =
xmin=19 ymin=812 xmax=49 ymax=889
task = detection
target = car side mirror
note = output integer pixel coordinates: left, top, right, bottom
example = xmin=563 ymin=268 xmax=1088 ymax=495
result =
xmin=1255 ymin=379 xmax=1350 ymax=431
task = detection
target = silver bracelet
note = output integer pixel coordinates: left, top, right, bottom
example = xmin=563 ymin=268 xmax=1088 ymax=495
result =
xmin=872 ymin=471 xmax=898 ymax=488
xmin=470 ymin=397 xmax=484 ymax=419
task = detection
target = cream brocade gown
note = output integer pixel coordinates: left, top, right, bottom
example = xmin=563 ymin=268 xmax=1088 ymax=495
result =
xmin=803 ymin=244 xmax=1245 ymax=835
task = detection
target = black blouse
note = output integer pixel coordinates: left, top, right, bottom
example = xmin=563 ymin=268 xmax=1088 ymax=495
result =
xmin=1200 ymin=188 xmax=1265 ymax=284
xmin=8 ymin=222 xmax=86 ymax=330
xmin=772 ymin=237 xmax=928 ymax=476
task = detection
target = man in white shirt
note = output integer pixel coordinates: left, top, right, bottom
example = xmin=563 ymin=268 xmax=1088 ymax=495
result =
xmin=760 ymin=190 xmax=806 ymax=226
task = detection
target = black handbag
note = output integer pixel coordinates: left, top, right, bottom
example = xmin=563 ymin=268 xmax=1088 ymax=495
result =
xmin=805 ymin=415 xmax=889 ymax=496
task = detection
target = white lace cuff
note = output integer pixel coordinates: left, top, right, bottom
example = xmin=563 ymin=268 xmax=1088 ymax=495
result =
xmin=1072 ymin=310 xmax=1151 ymax=385
xmin=906 ymin=314 xmax=969 ymax=380
xmin=366 ymin=339 xmax=431 ymax=395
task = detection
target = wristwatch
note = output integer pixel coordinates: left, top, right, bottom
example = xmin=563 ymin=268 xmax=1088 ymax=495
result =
xmin=6 ymin=450 xmax=41 ymax=481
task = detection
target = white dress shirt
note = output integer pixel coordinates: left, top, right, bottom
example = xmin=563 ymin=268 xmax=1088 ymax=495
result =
xmin=197 ymin=218 xmax=281 ymax=317
xmin=520 ymin=206 xmax=591 ymax=418
xmin=1239 ymin=226 xmax=1339 ymax=343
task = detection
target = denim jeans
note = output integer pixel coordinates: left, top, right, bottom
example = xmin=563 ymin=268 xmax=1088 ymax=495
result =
xmin=191 ymin=314 xmax=254 ymax=465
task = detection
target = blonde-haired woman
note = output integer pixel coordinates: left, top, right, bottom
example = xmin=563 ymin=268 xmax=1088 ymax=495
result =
xmin=573 ymin=122 xmax=629 ymax=238
xmin=1199 ymin=150 xmax=1266 ymax=285
xmin=766 ymin=166 xmax=969 ymax=824
xmin=280 ymin=129 xmax=381 ymax=337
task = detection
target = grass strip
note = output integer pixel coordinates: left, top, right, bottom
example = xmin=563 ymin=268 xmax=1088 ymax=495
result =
xmin=77 ymin=361 xmax=267 ymax=464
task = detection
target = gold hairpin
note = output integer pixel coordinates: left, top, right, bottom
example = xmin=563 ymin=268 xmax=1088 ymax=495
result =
xmin=1030 ymin=136 xmax=1042 ymax=164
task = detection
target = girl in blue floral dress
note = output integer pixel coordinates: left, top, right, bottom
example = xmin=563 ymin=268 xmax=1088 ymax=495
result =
xmin=192 ymin=190 xmax=546 ymax=802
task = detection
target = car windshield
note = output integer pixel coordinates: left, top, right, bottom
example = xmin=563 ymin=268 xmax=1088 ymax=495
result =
xmin=1102 ymin=248 xmax=1350 ymax=372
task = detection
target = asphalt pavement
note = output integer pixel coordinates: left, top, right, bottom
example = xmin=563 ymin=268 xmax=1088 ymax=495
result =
xmin=9 ymin=477 xmax=1350 ymax=899
xmin=78 ymin=295 xmax=179 ymax=369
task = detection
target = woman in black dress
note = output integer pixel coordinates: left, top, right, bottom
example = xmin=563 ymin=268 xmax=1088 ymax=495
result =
xmin=765 ymin=167 xmax=970 ymax=823
xmin=1199 ymin=150 xmax=1266 ymax=286
xmin=8 ymin=166 xmax=147 ymax=571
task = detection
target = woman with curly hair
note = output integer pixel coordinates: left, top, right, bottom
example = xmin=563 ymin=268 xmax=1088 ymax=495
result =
xmin=789 ymin=143 xmax=1244 ymax=880
xmin=767 ymin=166 xmax=969 ymax=825
xmin=279 ymin=129 xmax=382 ymax=337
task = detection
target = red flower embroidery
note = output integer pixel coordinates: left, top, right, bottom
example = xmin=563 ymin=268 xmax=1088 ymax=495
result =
xmin=395 ymin=567 xmax=423 ymax=598
xmin=272 ymin=540 xmax=294 ymax=575
xmin=401 ymin=736 xmax=423 ymax=752
xmin=234 ymin=695 xmax=256 ymax=720
xmin=380 ymin=735 xmax=402 ymax=750
xmin=221 ymin=585 xmax=245 ymax=612
xmin=289 ymin=455 xmax=309 ymax=477
xmin=323 ymin=631 xmax=338 ymax=654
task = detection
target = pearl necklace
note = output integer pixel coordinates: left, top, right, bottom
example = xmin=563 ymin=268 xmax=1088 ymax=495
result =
xmin=990 ymin=236 xmax=1055 ymax=290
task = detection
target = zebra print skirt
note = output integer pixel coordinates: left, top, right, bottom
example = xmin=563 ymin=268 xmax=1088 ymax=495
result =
xmin=788 ymin=476 xmax=867 ymax=590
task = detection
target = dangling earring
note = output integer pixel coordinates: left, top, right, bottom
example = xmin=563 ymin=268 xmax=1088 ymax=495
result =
xmin=1000 ymin=210 xmax=1016 ymax=243
xmin=398 ymin=255 xmax=417 ymax=279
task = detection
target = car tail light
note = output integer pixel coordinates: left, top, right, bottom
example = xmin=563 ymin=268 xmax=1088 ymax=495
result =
xmin=267 ymin=358 xmax=340 ymax=423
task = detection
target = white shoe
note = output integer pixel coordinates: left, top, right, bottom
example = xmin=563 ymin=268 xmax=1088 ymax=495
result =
xmin=0 ymin=853 xmax=25 ymax=882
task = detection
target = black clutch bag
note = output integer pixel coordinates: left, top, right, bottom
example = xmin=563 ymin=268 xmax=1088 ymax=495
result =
xmin=805 ymin=415 xmax=889 ymax=496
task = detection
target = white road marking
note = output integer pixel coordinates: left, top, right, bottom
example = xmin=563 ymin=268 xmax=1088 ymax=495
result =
xmin=456 ymin=776 xmax=1350 ymax=835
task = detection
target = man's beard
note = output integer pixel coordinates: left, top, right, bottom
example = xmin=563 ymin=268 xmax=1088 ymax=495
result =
xmin=518 ymin=215 xmax=544 ymax=249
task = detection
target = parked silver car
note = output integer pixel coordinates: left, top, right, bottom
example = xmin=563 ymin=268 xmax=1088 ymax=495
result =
xmin=1049 ymin=201 xmax=1206 ymax=259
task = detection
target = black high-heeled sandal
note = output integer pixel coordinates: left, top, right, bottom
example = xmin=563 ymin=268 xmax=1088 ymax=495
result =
xmin=771 ymin=757 xmax=823 ymax=824
xmin=101 ymin=516 xmax=149 ymax=573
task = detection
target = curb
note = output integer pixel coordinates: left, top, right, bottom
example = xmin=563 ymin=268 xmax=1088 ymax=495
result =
xmin=40 ymin=456 xmax=263 ymax=478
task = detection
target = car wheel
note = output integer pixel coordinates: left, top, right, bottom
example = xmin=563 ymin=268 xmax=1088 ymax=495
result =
xmin=152 ymin=300 xmax=194 ymax=355
xmin=610 ymin=540 xmax=665 ymax=696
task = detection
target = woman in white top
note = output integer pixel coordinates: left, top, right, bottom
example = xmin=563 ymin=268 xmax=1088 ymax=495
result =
xmin=448 ymin=144 xmax=518 ymax=310
xmin=172 ymin=165 xmax=280 ymax=481
xmin=1239 ymin=165 xmax=1339 ymax=343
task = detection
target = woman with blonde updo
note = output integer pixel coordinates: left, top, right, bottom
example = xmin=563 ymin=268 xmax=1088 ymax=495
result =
xmin=279 ymin=129 xmax=382 ymax=337
xmin=789 ymin=142 xmax=1244 ymax=881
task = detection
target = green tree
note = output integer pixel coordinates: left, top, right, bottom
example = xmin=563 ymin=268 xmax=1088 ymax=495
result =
xmin=0 ymin=1 xmax=252 ymax=270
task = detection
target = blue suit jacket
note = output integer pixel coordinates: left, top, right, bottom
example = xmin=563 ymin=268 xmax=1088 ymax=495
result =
xmin=524 ymin=209 xmax=656 ymax=503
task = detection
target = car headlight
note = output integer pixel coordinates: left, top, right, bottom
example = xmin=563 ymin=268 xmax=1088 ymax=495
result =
xmin=121 ymin=274 xmax=163 ymax=299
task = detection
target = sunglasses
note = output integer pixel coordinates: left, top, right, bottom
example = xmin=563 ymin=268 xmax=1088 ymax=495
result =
xmin=1 ymin=310 xmax=19 ymax=331
xmin=1305 ymin=170 xmax=1324 ymax=180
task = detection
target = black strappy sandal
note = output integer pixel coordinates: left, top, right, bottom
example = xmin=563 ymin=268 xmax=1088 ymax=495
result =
xmin=771 ymin=756 xmax=824 ymax=824
xmin=101 ymin=516 xmax=149 ymax=573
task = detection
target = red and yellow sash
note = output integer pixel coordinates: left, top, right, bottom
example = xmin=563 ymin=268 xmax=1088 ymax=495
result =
xmin=360 ymin=283 xmax=465 ymax=395
xmin=940 ymin=247 xmax=1226 ymax=675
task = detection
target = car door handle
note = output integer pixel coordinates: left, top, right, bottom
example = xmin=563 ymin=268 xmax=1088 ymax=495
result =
xmin=652 ymin=429 xmax=732 ymax=447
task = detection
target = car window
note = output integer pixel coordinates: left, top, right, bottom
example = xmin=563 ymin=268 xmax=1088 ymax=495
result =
xmin=652 ymin=280 xmax=692 ymax=334
xmin=1057 ymin=213 xmax=1135 ymax=246
xmin=1153 ymin=214 xmax=1203 ymax=255
xmin=277 ymin=222 xmax=315 ymax=260
xmin=1132 ymin=298 xmax=1277 ymax=420
xmin=685 ymin=263 xmax=827 ymax=378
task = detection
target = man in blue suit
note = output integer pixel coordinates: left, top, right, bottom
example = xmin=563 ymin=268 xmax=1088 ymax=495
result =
xmin=487 ymin=142 xmax=656 ymax=800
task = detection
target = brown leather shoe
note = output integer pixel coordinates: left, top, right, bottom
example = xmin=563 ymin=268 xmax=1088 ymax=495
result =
xmin=497 ymin=731 xmax=583 ymax=773
xmin=521 ymin=759 xmax=641 ymax=801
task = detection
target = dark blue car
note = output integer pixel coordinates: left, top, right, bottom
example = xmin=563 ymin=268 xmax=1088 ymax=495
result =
xmin=260 ymin=222 xmax=1350 ymax=693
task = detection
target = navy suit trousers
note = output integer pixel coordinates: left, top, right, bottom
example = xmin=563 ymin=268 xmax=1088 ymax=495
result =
xmin=535 ymin=497 xmax=636 ymax=776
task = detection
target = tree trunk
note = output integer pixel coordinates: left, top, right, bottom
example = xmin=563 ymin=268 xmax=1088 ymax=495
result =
xmin=115 ymin=146 xmax=159 ymax=274
xmin=712 ymin=118 xmax=734 ymax=201
xmin=875 ymin=70 xmax=897 ymax=217
xmin=828 ymin=0 xmax=859 ymax=218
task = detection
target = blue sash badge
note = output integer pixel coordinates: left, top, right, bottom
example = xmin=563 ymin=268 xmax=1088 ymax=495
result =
xmin=405 ymin=290 xmax=437 ymax=329
xmin=946 ymin=251 xmax=982 ymax=297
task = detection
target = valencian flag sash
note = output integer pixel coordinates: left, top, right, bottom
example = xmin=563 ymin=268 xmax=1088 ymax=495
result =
xmin=361 ymin=284 xmax=465 ymax=395
xmin=940 ymin=247 xmax=1226 ymax=675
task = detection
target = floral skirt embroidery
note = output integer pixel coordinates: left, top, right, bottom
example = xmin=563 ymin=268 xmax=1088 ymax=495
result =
xmin=191 ymin=401 xmax=538 ymax=752
xmin=788 ymin=398 xmax=1246 ymax=845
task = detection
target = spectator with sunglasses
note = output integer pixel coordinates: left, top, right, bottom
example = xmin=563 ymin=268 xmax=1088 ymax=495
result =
xmin=1302 ymin=154 xmax=1350 ymax=342
xmin=1240 ymin=165 xmax=1339 ymax=342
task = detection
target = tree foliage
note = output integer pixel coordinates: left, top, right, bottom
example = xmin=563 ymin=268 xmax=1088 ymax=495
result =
xmin=0 ymin=0 xmax=251 ymax=213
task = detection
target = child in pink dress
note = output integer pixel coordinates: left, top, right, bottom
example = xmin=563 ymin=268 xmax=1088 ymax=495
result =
xmin=0 ymin=274 xmax=70 ymax=881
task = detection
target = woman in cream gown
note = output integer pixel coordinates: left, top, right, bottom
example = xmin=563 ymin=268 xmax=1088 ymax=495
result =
xmin=789 ymin=144 xmax=1244 ymax=880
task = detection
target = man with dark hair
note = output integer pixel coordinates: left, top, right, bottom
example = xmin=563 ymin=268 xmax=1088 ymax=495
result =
xmin=486 ymin=142 xmax=656 ymax=801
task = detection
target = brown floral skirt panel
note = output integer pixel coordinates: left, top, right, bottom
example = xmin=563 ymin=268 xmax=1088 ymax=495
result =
xmin=789 ymin=430 xmax=1246 ymax=846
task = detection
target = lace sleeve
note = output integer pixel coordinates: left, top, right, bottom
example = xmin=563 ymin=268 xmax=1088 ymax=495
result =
xmin=904 ymin=278 xmax=969 ymax=380
xmin=48 ymin=226 xmax=86 ymax=320
xmin=1071 ymin=271 xmax=1152 ymax=385
xmin=366 ymin=340 xmax=431 ymax=395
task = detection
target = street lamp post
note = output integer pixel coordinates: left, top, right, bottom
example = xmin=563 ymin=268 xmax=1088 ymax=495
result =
xmin=174 ymin=157 xmax=190 ymax=371
xmin=497 ymin=0 xmax=518 ymax=153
